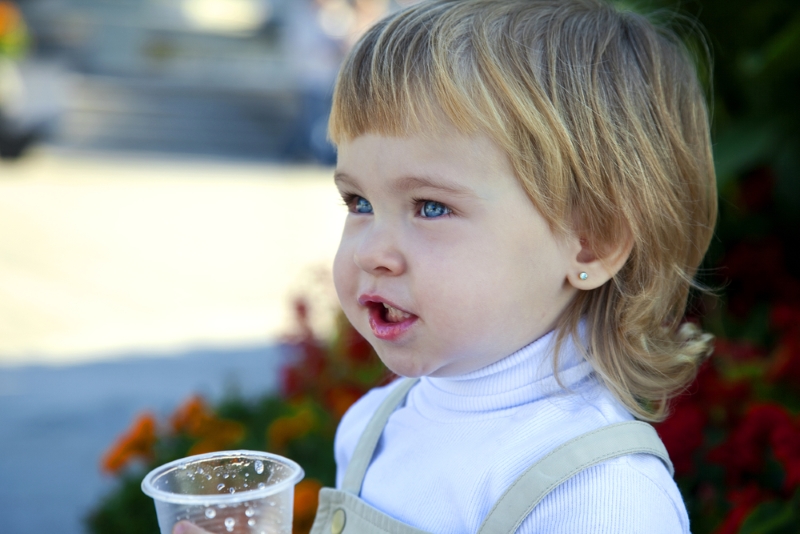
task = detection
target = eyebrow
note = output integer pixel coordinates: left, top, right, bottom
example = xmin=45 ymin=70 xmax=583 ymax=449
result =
xmin=333 ymin=171 xmax=359 ymax=190
xmin=334 ymin=171 xmax=476 ymax=198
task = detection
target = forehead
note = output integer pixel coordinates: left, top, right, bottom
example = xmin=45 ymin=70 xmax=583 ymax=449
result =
xmin=335 ymin=129 xmax=515 ymax=193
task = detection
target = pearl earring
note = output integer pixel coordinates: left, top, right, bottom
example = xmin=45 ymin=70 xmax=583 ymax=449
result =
xmin=579 ymin=272 xmax=589 ymax=281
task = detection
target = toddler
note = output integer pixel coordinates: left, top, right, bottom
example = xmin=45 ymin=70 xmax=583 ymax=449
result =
xmin=313 ymin=0 xmax=717 ymax=533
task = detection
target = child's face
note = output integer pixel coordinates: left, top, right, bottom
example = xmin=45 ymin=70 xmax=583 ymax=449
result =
xmin=333 ymin=124 xmax=579 ymax=377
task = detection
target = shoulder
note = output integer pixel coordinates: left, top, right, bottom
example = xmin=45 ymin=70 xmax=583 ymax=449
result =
xmin=333 ymin=378 xmax=408 ymax=488
xmin=477 ymin=383 xmax=689 ymax=533
xmin=518 ymin=454 xmax=689 ymax=534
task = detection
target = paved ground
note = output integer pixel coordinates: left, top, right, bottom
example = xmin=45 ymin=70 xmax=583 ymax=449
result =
xmin=0 ymin=148 xmax=345 ymax=533
xmin=0 ymin=148 xmax=344 ymax=364
xmin=0 ymin=345 xmax=284 ymax=534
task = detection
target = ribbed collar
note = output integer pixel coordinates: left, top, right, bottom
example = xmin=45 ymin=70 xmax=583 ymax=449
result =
xmin=408 ymin=328 xmax=595 ymax=420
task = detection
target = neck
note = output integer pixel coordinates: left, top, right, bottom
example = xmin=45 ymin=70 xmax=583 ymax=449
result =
xmin=409 ymin=328 xmax=595 ymax=418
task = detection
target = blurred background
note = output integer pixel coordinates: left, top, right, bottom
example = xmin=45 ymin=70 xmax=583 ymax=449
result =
xmin=0 ymin=0 xmax=413 ymax=161
xmin=0 ymin=1 xmax=418 ymax=533
xmin=1 ymin=0 xmax=799 ymax=533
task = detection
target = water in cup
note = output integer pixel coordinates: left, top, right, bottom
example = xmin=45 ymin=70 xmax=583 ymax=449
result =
xmin=142 ymin=450 xmax=304 ymax=534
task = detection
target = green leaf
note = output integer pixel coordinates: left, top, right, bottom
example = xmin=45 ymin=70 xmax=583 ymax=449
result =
xmin=773 ymin=139 xmax=800 ymax=218
xmin=713 ymin=120 xmax=780 ymax=189
xmin=739 ymin=495 xmax=800 ymax=534
xmin=85 ymin=471 xmax=160 ymax=534
xmin=760 ymin=12 xmax=800 ymax=74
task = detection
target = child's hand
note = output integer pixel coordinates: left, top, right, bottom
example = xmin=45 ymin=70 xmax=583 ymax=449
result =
xmin=172 ymin=521 xmax=212 ymax=534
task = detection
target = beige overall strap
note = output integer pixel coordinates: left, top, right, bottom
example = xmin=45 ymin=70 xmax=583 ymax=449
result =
xmin=477 ymin=421 xmax=674 ymax=534
xmin=342 ymin=378 xmax=420 ymax=495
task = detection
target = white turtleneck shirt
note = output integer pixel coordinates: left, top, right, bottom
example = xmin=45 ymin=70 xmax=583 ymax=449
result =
xmin=334 ymin=330 xmax=690 ymax=533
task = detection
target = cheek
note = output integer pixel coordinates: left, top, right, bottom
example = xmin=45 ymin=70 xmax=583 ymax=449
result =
xmin=414 ymin=230 xmax=555 ymax=327
xmin=332 ymin=240 xmax=354 ymax=300
xmin=413 ymin=250 xmax=490 ymax=327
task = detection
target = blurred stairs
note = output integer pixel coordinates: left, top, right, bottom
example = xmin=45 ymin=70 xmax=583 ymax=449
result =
xmin=52 ymin=74 xmax=298 ymax=160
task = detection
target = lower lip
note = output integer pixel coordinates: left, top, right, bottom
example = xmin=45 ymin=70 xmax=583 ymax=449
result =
xmin=367 ymin=306 xmax=418 ymax=341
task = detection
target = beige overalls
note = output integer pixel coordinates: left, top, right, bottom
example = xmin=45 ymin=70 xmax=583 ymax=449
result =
xmin=310 ymin=379 xmax=674 ymax=534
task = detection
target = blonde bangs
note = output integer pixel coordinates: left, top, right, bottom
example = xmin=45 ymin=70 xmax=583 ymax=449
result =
xmin=329 ymin=5 xmax=491 ymax=144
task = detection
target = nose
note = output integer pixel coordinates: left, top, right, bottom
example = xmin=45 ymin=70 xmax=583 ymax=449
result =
xmin=352 ymin=222 xmax=407 ymax=276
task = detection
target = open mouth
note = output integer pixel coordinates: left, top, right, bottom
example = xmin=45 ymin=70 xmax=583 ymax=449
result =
xmin=360 ymin=298 xmax=418 ymax=340
xmin=377 ymin=302 xmax=413 ymax=323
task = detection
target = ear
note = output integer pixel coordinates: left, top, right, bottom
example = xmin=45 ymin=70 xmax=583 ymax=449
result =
xmin=565 ymin=230 xmax=634 ymax=290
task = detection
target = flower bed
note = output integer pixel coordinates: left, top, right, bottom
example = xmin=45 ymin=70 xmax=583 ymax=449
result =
xmin=87 ymin=300 xmax=391 ymax=534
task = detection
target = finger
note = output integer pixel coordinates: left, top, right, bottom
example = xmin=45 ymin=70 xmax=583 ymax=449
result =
xmin=172 ymin=520 xmax=213 ymax=534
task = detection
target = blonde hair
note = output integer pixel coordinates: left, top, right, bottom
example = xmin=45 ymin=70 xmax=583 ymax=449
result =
xmin=329 ymin=0 xmax=717 ymax=421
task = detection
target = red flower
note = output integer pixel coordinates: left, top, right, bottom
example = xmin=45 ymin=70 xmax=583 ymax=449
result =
xmin=281 ymin=366 xmax=305 ymax=398
xmin=301 ymin=340 xmax=328 ymax=377
xmin=770 ymin=415 xmax=800 ymax=490
xmin=281 ymin=340 xmax=328 ymax=397
xmin=340 ymin=324 xmax=374 ymax=364
xmin=719 ymin=238 xmax=800 ymax=318
xmin=737 ymin=166 xmax=775 ymax=214
xmin=657 ymin=401 xmax=706 ymax=476
xmin=709 ymin=404 xmax=792 ymax=485
xmin=768 ymin=336 xmax=800 ymax=385
xmin=689 ymin=358 xmax=751 ymax=427
xmin=722 ymin=238 xmax=783 ymax=284
xmin=713 ymin=339 xmax=765 ymax=364
xmin=712 ymin=485 xmax=767 ymax=534
xmin=771 ymin=304 xmax=800 ymax=333
xmin=768 ymin=305 xmax=800 ymax=385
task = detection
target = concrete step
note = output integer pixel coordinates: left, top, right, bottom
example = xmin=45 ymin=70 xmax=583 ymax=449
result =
xmin=52 ymin=75 xmax=301 ymax=159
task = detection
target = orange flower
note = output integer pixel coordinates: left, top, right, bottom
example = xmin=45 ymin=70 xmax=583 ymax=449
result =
xmin=171 ymin=395 xmax=210 ymax=435
xmin=101 ymin=412 xmax=157 ymax=474
xmin=267 ymin=407 xmax=316 ymax=452
xmin=170 ymin=395 xmax=246 ymax=455
xmin=187 ymin=418 xmax=247 ymax=456
xmin=293 ymin=479 xmax=323 ymax=534
xmin=325 ymin=386 xmax=363 ymax=421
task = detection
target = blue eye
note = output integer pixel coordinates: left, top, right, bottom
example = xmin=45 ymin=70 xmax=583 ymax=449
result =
xmin=420 ymin=200 xmax=451 ymax=218
xmin=354 ymin=196 xmax=373 ymax=214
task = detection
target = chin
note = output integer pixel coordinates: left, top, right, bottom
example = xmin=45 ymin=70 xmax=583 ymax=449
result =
xmin=375 ymin=350 xmax=436 ymax=379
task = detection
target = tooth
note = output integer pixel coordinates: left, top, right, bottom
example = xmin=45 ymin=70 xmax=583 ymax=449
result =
xmin=386 ymin=305 xmax=410 ymax=323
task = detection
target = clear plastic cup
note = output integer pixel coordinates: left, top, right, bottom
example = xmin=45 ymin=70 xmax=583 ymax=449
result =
xmin=141 ymin=450 xmax=304 ymax=534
